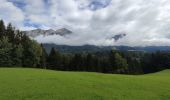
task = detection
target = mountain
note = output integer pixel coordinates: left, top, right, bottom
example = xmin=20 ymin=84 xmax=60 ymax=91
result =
xmin=43 ymin=44 xmax=114 ymax=53
xmin=22 ymin=28 xmax=170 ymax=53
xmin=42 ymin=44 xmax=170 ymax=54
xmin=112 ymin=33 xmax=126 ymax=41
xmin=23 ymin=28 xmax=72 ymax=37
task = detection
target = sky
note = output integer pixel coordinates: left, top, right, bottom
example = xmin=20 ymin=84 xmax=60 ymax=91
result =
xmin=1 ymin=0 xmax=170 ymax=46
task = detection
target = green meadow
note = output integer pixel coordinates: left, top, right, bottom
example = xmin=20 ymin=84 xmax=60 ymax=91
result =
xmin=0 ymin=68 xmax=169 ymax=100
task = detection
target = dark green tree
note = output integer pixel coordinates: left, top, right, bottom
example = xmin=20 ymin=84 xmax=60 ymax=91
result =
xmin=0 ymin=37 xmax=13 ymax=67
xmin=22 ymin=35 xmax=42 ymax=67
xmin=61 ymin=54 xmax=71 ymax=71
xmin=6 ymin=23 xmax=15 ymax=43
xmin=11 ymin=44 xmax=23 ymax=67
xmin=69 ymin=54 xmax=84 ymax=71
xmin=85 ymin=54 xmax=93 ymax=71
xmin=40 ymin=44 xmax=48 ymax=69
xmin=14 ymin=30 xmax=23 ymax=45
xmin=47 ymin=48 xmax=61 ymax=70
xmin=0 ymin=20 xmax=6 ymax=38
xmin=114 ymin=53 xmax=128 ymax=74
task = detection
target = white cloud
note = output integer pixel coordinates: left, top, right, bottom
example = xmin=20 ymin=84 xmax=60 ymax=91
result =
xmin=0 ymin=0 xmax=24 ymax=27
xmin=1 ymin=0 xmax=170 ymax=46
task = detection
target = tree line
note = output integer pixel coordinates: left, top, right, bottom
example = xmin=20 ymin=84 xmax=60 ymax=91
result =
xmin=0 ymin=19 xmax=170 ymax=74
xmin=0 ymin=20 xmax=44 ymax=68
xmin=46 ymin=48 xmax=129 ymax=74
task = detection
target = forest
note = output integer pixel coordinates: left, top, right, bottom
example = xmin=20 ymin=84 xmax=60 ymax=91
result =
xmin=0 ymin=19 xmax=170 ymax=75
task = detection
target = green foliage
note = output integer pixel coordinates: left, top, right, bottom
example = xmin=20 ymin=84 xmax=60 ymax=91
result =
xmin=6 ymin=23 xmax=15 ymax=43
xmin=47 ymin=48 xmax=61 ymax=69
xmin=109 ymin=50 xmax=128 ymax=73
xmin=0 ymin=37 xmax=13 ymax=67
xmin=85 ymin=54 xmax=94 ymax=71
xmin=11 ymin=44 xmax=23 ymax=66
xmin=0 ymin=20 xmax=6 ymax=38
xmin=0 ymin=20 xmax=44 ymax=68
xmin=40 ymin=44 xmax=48 ymax=69
xmin=114 ymin=53 xmax=128 ymax=73
xmin=22 ymin=40 xmax=42 ymax=67
xmin=0 ymin=19 xmax=170 ymax=75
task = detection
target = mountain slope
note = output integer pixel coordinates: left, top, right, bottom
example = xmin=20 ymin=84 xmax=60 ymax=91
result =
xmin=42 ymin=44 xmax=170 ymax=53
xmin=23 ymin=28 xmax=72 ymax=37
xmin=112 ymin=33 xmax=126 ymax=41
xmin=0 ymin=68 xmax=169 ymax=100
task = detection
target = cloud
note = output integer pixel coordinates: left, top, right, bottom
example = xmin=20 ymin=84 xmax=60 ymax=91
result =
xmin=0 ymin=0 xmax=24 ymax=27
xmin=1 ymin=0 xmax=170 ymax=46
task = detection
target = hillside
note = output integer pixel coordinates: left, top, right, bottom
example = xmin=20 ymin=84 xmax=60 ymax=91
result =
xmin=0 ymin=68 xmax=170 ymax=100
xmin=42 ymin=44 xmax=170 ymax=54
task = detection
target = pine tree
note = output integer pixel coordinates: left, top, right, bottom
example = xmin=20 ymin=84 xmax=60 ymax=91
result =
xmin=0 ymin=37 xmax=13 ymax=67
xmin=14 ymin=30 xmax=23 ymax=45
xmin=11 ymin=44 xmax=23 ymax=67
xmin=22 ymin=35 xmax=42 ymax=67
xmin=114 ymin=53 xmax=128 ymax=74
xmin=109 ymin=50 xmax=117 ymax=66
xmin=0 ymin=20 xmax=6 ymax=38
xmin=47 ymin=48 xmax=61 ymax=70
xmin=40 ymin=44 xmax=48 ymax=69
xmin=85 ymin=54 xmax=93 ymax=71
xmin=69 ymin=54 xmax=83 ymax=71
xmin=6 ymin=23 xmax=15 ymax=43
xmin=61 ymin=54 xmax=71 ymax=71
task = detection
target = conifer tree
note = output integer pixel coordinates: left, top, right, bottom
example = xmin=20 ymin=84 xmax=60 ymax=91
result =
xmin=114 ymin=53 xmax=128 ymax=74
xmin=6 ymin=23 xmax=15 ymax=43
xmin=0 ymin=37 xmax=13 ymax=67
xmin=11 ymin=44 xmax=23 ymax=67
xmin=47 ymin=47 xmax=61 ymax=70
xmin=0 ymin=20 xmax=6 ymax=38
xmin=40 ymin=44 xmax=48 ymax=69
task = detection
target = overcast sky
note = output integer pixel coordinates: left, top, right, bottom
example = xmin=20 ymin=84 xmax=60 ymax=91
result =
xmin=1 ymin=0 xmax=170 ymax=46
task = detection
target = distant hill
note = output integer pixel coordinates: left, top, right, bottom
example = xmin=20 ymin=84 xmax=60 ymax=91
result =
xmin=43 ymin=44 xmax=170 ymax=53
xmin=22 ymin=28 xmax=170 ymax=53
xmin=43 ymin=44 xmax=114 ymax=53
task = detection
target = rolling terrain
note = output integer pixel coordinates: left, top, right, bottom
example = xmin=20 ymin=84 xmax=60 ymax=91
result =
xmin=0 ymin=68 xmax=169 ymax=100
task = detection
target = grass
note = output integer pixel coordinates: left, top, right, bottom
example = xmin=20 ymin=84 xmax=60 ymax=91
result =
xmin=0 ymin=68 xmax=169 ymax=100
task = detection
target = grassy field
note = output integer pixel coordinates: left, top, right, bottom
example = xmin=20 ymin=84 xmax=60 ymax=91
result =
xmin=0 ymin=68 xmax=169 ymax=100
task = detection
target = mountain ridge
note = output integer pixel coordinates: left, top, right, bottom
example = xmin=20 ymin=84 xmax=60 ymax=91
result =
xmin=23 ymin=28 xmax=72 ymax=37
xmin=42 ymin=43 xmax=170 ymax=53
